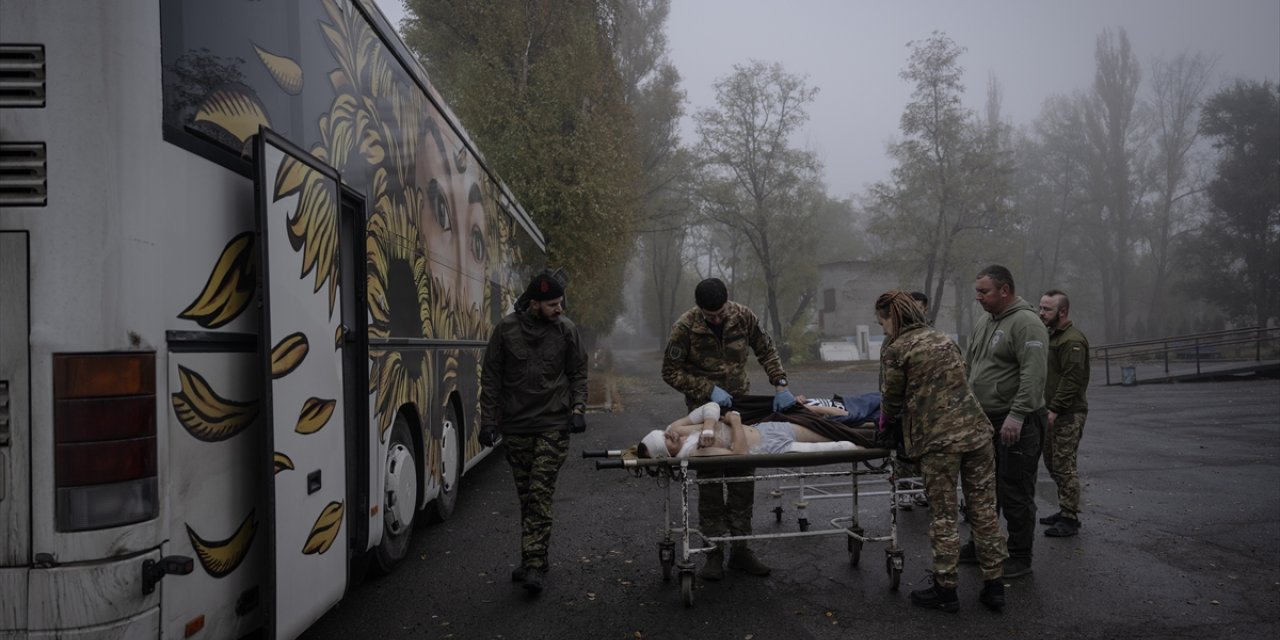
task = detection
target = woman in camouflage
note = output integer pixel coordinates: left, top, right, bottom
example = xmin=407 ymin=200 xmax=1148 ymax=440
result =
xmin=876 ymin=290 xmax=1008 ymax=614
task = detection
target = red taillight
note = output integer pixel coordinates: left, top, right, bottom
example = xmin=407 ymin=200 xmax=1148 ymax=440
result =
xmin=53 ymin=352 xmax=158 ymax=532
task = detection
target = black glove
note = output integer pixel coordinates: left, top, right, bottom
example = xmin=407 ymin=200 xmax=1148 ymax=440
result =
xmin=478 ymin=426 xmax=500 ymax=447
xmin=570 ymin=413 xmax=586 ymax=434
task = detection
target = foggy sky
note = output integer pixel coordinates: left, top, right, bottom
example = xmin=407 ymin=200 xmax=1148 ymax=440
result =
xmin=375 ymin=0 xmax=1279 ymax=199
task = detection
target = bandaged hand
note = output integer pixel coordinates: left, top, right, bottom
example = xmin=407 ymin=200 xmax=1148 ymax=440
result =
xmin=773 ymin=389 xmax=797 ymax=411
xmin=698 ymin=429 xmax=715 ymax=447
xmin=999 ymin=415 xmax=1024 ymax=445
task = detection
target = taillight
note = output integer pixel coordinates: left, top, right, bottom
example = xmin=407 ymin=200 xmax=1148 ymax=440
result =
xmin=53 ymin=352 xmax=158 ymax=531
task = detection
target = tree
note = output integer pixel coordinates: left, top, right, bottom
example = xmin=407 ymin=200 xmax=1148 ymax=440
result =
xmin=694 ymin=60 xmax=821 ymax=347
xmin=1081 ymin=28 xmax=1144 ymax=342
xmin=402 ymin=0 xmax=641 ymax=337
xmin=1182 ymin=80 xmax=1280 ymax=326
xmin=867 ymin=32 xmax=1014 ymax=325
xmin=1141 ymin=51 xmax=1214 ymax=334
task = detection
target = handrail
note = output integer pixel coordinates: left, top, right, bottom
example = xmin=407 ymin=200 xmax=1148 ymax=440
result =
xmin=1095 ymin=326 xmax=1280 ymax=385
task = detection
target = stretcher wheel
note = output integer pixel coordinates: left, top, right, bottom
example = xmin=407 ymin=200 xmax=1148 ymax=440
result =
xmin=680 ymin=571 xmax=695 ymax=607
xmin=885 ymin=551 xmax=903 ymax=591
xmin=659 ymin=542 xmax=675 ymax=583
xmin=773 ymin=506 xmax=784 ymax=523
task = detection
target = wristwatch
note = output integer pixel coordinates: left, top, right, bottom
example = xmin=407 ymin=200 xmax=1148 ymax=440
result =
xmin=773 ymin=378 xmax=788 ymax=388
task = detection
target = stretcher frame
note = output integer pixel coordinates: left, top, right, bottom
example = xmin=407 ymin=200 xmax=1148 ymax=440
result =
xmin=589 ymin=447 xmax=904 ymax=607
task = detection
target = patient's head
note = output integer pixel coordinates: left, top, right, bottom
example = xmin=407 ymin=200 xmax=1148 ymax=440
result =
xmin=638 ymin=429 xmax=686 ymax=459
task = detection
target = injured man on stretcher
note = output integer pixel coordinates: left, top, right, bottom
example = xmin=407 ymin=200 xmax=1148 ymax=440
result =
xmin=637 ymin=402 xmax=863 ymax=459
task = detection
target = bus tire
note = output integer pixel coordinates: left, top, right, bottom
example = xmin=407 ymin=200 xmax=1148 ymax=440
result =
xmin=430 ymin=402 xmax=463 ymax=522
xmin=374 ymin=415 xmax=418 ymax=574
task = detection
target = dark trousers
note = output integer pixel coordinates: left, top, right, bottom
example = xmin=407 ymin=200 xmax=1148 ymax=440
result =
xmin=697 ymin=467 xmax=756 ymax=547
xmin=988 ymin=410 xmax=1045 ymax=560
xmin=505 ymin=431 xmax=570 ymax=570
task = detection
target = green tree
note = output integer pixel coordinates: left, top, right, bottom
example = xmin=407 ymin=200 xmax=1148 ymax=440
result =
xmin=402 ymin=0 xmax=641 ymax=336
xmin=1181 ymin=79 xmax=1280 ymax=326
xmin=693 ymin=60 xmax=821 ymax=348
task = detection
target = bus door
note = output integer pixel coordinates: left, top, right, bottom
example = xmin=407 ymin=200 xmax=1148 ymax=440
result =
xmin=0 ymin=232 xmax=31 ymax=626
xmin=255 ymin=129 xmax=353 ymax=640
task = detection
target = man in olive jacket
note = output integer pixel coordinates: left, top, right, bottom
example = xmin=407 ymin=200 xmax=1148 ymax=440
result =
xmin=479 ymin=270 xmax=587 ymax=595
xmin=661 ymin=277 xmax=789 ymax=581
xmin=1038 ymin=289 xmax=1090 ymax=537
xmin=963 ymin=265 xmax=1048 ymax=579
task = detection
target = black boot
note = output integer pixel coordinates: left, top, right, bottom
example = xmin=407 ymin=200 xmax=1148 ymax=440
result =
xmin=910 ymin=578 xmax=959 ymax=613
xmin=1045 ymin=516 xmax=1080 ymax=537
xmin=1039 ymin=510 xmax=1064 ymax=525
xmin=980 ymin=579 xmax=1006 ymax=611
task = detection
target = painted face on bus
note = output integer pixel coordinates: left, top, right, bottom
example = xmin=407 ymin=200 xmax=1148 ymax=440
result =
xmin=417 ymin=116 xmax=462 ymax=299
xmin=458 ymin=180 xmax=489 ymax=313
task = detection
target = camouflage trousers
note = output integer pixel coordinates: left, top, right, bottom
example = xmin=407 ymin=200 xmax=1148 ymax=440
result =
xmin=504 ymin=430 xmax=570 ymax=570
xmin=921 ymin=442 xmax=1007 ymax=586
xmin=697 ymin=467 xmax=756 ymax=547
xmin=1043 ymin=412 xmax=1087 ymax=519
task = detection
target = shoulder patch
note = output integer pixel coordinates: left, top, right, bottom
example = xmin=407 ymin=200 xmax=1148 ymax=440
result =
xmin=1025 ymin=340 xmax=1044 ymax=349
xmin=667 ymin=344 xmax=684 ymax=361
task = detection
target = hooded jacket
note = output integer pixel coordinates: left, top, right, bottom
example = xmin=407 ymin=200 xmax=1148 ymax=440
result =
xmin=964 ymin=296 xmax=1048 ymax=421
xmin=480 ymin=309 xmax=588 ymax=434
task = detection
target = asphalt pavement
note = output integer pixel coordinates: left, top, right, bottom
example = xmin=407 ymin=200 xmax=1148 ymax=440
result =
xmin=301 ymin=351 xmax=1279 ymax=640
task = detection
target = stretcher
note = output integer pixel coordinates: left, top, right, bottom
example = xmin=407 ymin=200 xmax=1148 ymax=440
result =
xmin=587 ymin=447 xmax=905 ymax=607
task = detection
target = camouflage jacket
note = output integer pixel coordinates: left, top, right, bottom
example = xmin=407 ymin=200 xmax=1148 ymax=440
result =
xmin=1046 ymin=320 xmax=1090 ymax=414
xmin=661 ymin=301 xmax=786 ymax=410
xmin=480 ymin=309 xmax=588 ymax=434
xmin=880 ymin=323 xmax=992 ymax=458
xmin=965 ymin=296 xmax=1048 ymax=420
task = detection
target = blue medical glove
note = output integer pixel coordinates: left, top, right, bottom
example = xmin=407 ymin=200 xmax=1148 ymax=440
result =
xmin=710 ymin=386 xmax=733 ymax=408
xmin=773 ymin=389 xmax=797 ymax=411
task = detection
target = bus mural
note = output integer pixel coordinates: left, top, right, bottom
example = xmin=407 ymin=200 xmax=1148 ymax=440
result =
xmin=0 ymin=0 xmax=545 ymax=637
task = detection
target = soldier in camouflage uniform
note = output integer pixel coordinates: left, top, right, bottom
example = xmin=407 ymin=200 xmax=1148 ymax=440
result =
xmin=877 ymin=290 xmax=1007 ymax=613
xmin=661 ymin=278 xmax=789 ymax=581
xmin=479 ymin=271 xmax=588 ymax=595
xmin=1038 ymin=289 xmax=1090 ymax=537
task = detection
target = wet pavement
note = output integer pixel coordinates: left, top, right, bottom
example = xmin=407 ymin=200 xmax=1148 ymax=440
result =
xmin=301 ymin=350 xmax=1279 ymax=640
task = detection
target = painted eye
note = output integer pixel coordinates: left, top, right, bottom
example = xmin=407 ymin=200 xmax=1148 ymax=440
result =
xmin=470 ymin=224 xmax=485 ymax=262
xmin=428 ymin=180 xmax=451 ymax=231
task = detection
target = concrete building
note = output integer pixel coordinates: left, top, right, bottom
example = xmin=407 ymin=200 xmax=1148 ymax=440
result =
xmin=817 ymin=260 xmax=959 ymax=360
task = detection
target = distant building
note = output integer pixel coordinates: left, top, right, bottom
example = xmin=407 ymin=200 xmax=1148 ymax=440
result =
xmin=817 ymin=260 xmax=958 ymax=360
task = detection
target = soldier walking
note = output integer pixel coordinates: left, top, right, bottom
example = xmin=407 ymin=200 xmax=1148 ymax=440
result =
xmin=1038 ymin=289 xmax=1090 ymax=537
xmin=661 ymin=277 xmax=792 ymax=581
xmin=479 ymin=270 xmax=588 ymax=595
xmin=876 ymin=291 xmax=1007 ymax=613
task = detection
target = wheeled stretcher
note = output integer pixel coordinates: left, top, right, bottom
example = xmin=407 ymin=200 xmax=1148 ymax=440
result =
xmin=587 ymin=447 xmax=905 ymax=607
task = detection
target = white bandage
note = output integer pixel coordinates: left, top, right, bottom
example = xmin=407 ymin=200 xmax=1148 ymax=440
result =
xmin=641 ymin=430 xmax=668 ymax=458
xmin=787 ymin=441 xmax=858 ymax=453
xmin=687 ymin=402 xmax=721 ymax=424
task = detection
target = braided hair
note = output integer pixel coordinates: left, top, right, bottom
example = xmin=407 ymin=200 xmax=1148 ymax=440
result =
xmin=874 ymin=290 xmax=927 ymax=340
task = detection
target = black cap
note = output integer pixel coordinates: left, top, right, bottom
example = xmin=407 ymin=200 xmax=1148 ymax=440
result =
xmin=525 ymin=272 xmax=565 ymax=301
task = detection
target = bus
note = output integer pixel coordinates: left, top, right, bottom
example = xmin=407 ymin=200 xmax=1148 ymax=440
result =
xmin=0 ymin=0 xmax=546 ymax=637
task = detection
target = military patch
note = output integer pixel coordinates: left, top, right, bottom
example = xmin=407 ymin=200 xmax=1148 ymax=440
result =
xmin=667 ymin=344 xmax=684 ymax=361
xmin=1026 ymin=340 xmax=1044 ymax=349
xmin=991 ymin=330 xmax=1005 ymax=348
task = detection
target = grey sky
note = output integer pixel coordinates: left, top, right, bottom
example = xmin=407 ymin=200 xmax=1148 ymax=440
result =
xmin=375 ymin=0 xmax=1279 ymax=198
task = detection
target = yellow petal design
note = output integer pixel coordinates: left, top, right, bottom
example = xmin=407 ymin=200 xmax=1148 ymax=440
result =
xmin=253 ymin=43 xmax=303 ymax=95
xmin=186 ymin=510 xmax=257 ymax=578
xmin=270 ymin=332 xmax=310 ymax=379
xmin=172 ymin=366 xmax=258 ymax=442
xmin=302 ymin=501 xmax=344 ymax=555
xmin=295 ymin=397 xmax=336 ymax=434
xmin=193 ymin=84 xmax=270 ymax=144
xmin=274 ymin=452 xmax=295 ymax=474
xmin=272 ymin=153 xmax=340 ymax=317
xmin=179 ymin=232 xmax=256 ymax=329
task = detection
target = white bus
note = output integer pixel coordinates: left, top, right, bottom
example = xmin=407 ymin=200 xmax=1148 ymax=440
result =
xmin=0 ymin=0 xmax=546 ymax=637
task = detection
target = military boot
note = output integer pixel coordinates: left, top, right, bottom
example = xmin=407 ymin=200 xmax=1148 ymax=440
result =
xmin=979 ymin=579 xmax=1006 ymax=611
xmin=1044 ymin=516 xmax=1080 ymax=537
xmin=697 ymin=545 xmax=725 ymax=582
xmin=727 ymin=543 xmax=772 ymax=576
xmin=910 ymin=577 xmax=959 ymax=613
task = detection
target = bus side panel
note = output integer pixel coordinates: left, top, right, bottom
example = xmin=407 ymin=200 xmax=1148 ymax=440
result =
xmin=0 ymin=232 xmax=30 ymax=632
xmin=26 ymin=550 xmax=159 ymax=631
xmin=162 ymin=350 xmax=265 ymax=640
xmin=28 ymin=608 xmax=159 ymax=640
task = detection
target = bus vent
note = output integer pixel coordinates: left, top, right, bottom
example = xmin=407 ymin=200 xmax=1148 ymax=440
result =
xmin=0 ymin=142 xmax=47 ymax=207
xmin=0 ymin=44 xmax=46 ymax=108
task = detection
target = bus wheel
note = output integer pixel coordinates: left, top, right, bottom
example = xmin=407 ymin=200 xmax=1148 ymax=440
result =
xmin=431 ymin=403 xmax=462 ymax=522
xmin=374 ymin=415 xmax=418 ymax=574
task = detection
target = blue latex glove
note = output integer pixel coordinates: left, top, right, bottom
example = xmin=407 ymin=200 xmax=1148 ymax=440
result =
xmin=773 ymin=389 xmax=797 ymax=411
xmin=710 ymin=386 xmax=733 ymax=408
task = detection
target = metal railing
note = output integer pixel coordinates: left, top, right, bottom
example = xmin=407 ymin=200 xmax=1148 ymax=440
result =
xmin=1095 ymin=326 xmax=1280 ymax=385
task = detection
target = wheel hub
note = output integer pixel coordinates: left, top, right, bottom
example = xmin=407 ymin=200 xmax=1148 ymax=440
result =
xmin=384 ymin=442 xmax=417 ymax=535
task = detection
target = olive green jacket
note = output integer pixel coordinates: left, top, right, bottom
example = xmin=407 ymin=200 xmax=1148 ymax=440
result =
xmin=1046 ymin=320 xmax=1090 ymax=414
xmin=965 ymin=296 xmax=1049 ymax=421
